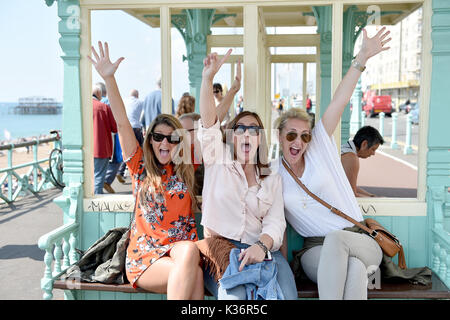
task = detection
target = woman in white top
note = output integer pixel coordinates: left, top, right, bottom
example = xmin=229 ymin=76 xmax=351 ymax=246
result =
xmin=198 ymin=50 xmax=297 ymax=300
xmin=275 ymin=27 xmax=392 ymax=300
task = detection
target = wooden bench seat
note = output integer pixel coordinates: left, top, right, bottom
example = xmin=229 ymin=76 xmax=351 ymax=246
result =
xmin=53 ymin=272 xmax=450 ymax=299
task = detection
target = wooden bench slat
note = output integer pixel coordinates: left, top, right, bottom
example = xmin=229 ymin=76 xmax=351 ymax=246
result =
xmin=54 ymin=272 xmax=450 ymax=299
xmin=297 ymin=274 xmax=450 ymax=299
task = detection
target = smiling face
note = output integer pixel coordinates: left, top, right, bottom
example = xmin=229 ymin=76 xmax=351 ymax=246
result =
xmin=279 ymin=118 xmax=311 ymax=166
xmin=150 ymin=123 xmax=180 ymax=165
xmin=232 ymin=115 xmax=261 ymax=164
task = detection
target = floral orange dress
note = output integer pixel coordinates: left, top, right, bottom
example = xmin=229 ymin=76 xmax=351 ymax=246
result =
xmin=125 ymin=146 xmax=198 ymax=287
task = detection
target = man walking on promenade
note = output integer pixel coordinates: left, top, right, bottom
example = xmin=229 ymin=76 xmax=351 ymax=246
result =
xmin=92 ymin=85 xmax=117 ymax=194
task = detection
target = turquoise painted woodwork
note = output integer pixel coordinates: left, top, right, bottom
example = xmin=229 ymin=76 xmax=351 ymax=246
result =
xmin=63 ymin=210 xmax=428 ymax=300
xmin=38 ymin=0 xmax=84 ymax=300
xmin=312 ymin=6 xmax=332 ymax=119
xmin=146 ymin=9 xmax=234 ymax=112
xmin=341 ymin=6 xmax=365 ymax=144
xmin=427 ymin=0 xmax=450 ymax=288
xmin=0 ymin=137 xmax=60 ymax=203
xmin=37 ymin=1 xmax=450 ymax=299
xmin=175 ymin=9 xmax=216 ymax=112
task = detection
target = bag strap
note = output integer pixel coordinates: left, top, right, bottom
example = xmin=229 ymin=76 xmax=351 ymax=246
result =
xmin=281 ymin=157 xmax=375 ymax=237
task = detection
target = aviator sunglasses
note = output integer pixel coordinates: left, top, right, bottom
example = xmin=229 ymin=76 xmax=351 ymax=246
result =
xmin=233 ymin=124 xmax=261 ymax=136
xmin=150 ymin=132 xmax=182 ymax=144
xmin=285 ymin=131 xmax=312 ymax=143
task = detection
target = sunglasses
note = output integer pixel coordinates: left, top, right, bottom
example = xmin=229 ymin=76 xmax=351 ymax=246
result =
xmin=213 ymin=90 xmax=221 ymax=94
xmin=233 ymin=124 xmax=261 ymax=136
xmin=285 ymin=131 xmax=312 ymax=143
xmin=151 ymin=132 xmax=182 ymax=144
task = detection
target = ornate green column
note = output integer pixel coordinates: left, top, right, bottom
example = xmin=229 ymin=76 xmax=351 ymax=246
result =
xmin=146 ymin=9 xmax=234 ymax=112
xmin=46 ymin=0 xmax=84 ymax=226
xmin=312 ymin=6 xmax=332 ymax=119
xmin=341 ymin=6 xmax=362 ymax=143
xmin=40 ymin=0 xmax=84 ymax=300
xmin=428 ymin=0 xmax=450 ymax=287
xmin=173 ymin=9 xmax=215 ymax=112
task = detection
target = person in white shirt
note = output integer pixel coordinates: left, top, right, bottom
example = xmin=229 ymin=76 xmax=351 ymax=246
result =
xmin=274 ymin=27 xmax=391 ymax=300
xmin=199 ymin=50 xmax=297 ymax=300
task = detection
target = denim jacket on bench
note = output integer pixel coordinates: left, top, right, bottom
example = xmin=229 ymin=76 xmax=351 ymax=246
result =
xmin=219 ymin=248 xmax=285 ymax=300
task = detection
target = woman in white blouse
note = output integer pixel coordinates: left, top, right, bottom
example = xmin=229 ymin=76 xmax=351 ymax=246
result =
xmin=198 ymin=50 xmax=297 ymax=300
xmin=275 ymin=27 xmax=391 ymax=300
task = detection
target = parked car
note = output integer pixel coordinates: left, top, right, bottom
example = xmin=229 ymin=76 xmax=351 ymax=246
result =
xmin=363 ymin=93 xmax=393 ymax=117
xmin=410 ymin=102 xmax=419 ymax=125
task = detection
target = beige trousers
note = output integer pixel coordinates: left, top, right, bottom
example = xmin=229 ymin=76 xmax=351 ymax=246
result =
xmin=300 ymin=229 xmax=383 ymax=300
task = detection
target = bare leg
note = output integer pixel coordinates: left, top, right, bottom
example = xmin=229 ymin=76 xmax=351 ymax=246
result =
xmin=135 ymin=241 xmax=203 ymax=300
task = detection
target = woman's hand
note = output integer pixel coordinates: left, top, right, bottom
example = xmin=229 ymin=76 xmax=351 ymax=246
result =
xmin=238 ymin=244 xmax=266 ymax=272
xmin=357 ymin=27 xmax=391 ymax=62
xmin=88 ymin=41 xmax=125 ymax=80
xmin=202 ymin=49 xmax=232 ymax=81
xmin=229 ymin=59 xmax=241 ymax=93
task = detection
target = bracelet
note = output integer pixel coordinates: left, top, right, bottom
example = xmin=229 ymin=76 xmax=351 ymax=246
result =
xmin=351 ymin=59 xmax=366 ymax=72
xmin=255 ymin=240 xmax=268 ymax=256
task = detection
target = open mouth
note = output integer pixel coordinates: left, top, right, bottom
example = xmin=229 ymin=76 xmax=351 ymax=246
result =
xmin=241 ymin=142 xmax=251 ymax=154
xmin=289 ymin=146 xmax=301 ymax=156
xmin=160 ymin=148 xmax=170 ymax=157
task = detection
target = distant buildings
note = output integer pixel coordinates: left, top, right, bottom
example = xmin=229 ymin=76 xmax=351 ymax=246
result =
xmin=361 ymin=7 xmax=422 ymax=111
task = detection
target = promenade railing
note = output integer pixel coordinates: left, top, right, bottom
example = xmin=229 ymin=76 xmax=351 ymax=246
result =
xmin=0 ymin=132 xmax=62 ymax=203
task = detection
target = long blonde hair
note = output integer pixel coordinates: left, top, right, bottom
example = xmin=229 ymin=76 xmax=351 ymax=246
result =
xmin=140 ymin=114 xmax=196 ymax=209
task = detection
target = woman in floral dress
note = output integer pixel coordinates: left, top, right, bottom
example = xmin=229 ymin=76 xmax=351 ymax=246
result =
xmin=89 ymin=41 xmax=203 ymax=300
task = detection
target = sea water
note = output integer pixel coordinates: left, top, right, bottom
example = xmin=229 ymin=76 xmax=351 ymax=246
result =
xmin=0 ymin=103 xmax=62 ymax=141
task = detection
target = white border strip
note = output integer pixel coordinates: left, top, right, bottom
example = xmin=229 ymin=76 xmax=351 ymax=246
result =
xmin=377 ymin=150 xmax=418 ymax=171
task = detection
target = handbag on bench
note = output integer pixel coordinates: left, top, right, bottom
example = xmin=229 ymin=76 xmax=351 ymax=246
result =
xmin=281 ymin=158 xmax=407 ymax=269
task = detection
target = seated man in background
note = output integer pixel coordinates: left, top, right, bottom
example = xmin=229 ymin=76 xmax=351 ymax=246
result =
xmin=341 ymin=126 xmax=384 ymax=197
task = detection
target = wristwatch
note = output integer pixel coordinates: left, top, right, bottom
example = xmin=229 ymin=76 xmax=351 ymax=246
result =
xmin=351 ymin=59 xmax=366 ymax=72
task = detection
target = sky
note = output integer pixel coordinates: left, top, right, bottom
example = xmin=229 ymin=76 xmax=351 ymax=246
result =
xmin=0 ymin=1 xmax=231 ymax=103
xmin=0 ymin=1 xmax=317 ymax=104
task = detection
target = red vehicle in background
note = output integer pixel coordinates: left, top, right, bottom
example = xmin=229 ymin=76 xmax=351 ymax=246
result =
xmin=362 ymin=91 xmax=393 ymax=117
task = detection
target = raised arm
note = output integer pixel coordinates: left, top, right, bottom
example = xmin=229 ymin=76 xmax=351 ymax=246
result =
xmin=199 ymin=49 xmax=232 ymax=128
xmin=216 ymin=59 xmax=241 ymax=123
xmin=88 ymin=41 xmax=137 ymax=160
xmin=322 ymin=27 xmax=391 ymax=136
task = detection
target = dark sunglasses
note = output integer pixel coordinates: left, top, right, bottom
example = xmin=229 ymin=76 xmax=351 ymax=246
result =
xmin=233 ymin=124 xmax=261 ymax=136
xmin=285 ymin=131 xmax=312 ymax=143
xmin=150 ymin=132 xmax=182 ymax=144
xmin=213 ymin=90 xmax=221 ymax=94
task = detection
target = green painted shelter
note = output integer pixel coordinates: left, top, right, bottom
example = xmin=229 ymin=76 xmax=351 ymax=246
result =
xmin=38 ymin=0 xmax=450 ymax=300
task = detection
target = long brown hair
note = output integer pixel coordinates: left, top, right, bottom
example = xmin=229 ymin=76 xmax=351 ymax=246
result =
xmin=223 ymin=111 xmax=271 ymax=179
xmin=140 ymin=114 xmax=196 ymax=209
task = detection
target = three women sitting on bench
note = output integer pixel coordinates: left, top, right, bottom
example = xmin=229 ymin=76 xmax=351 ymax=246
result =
xmin=89 ymin=26 xmax=391 ymax=300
